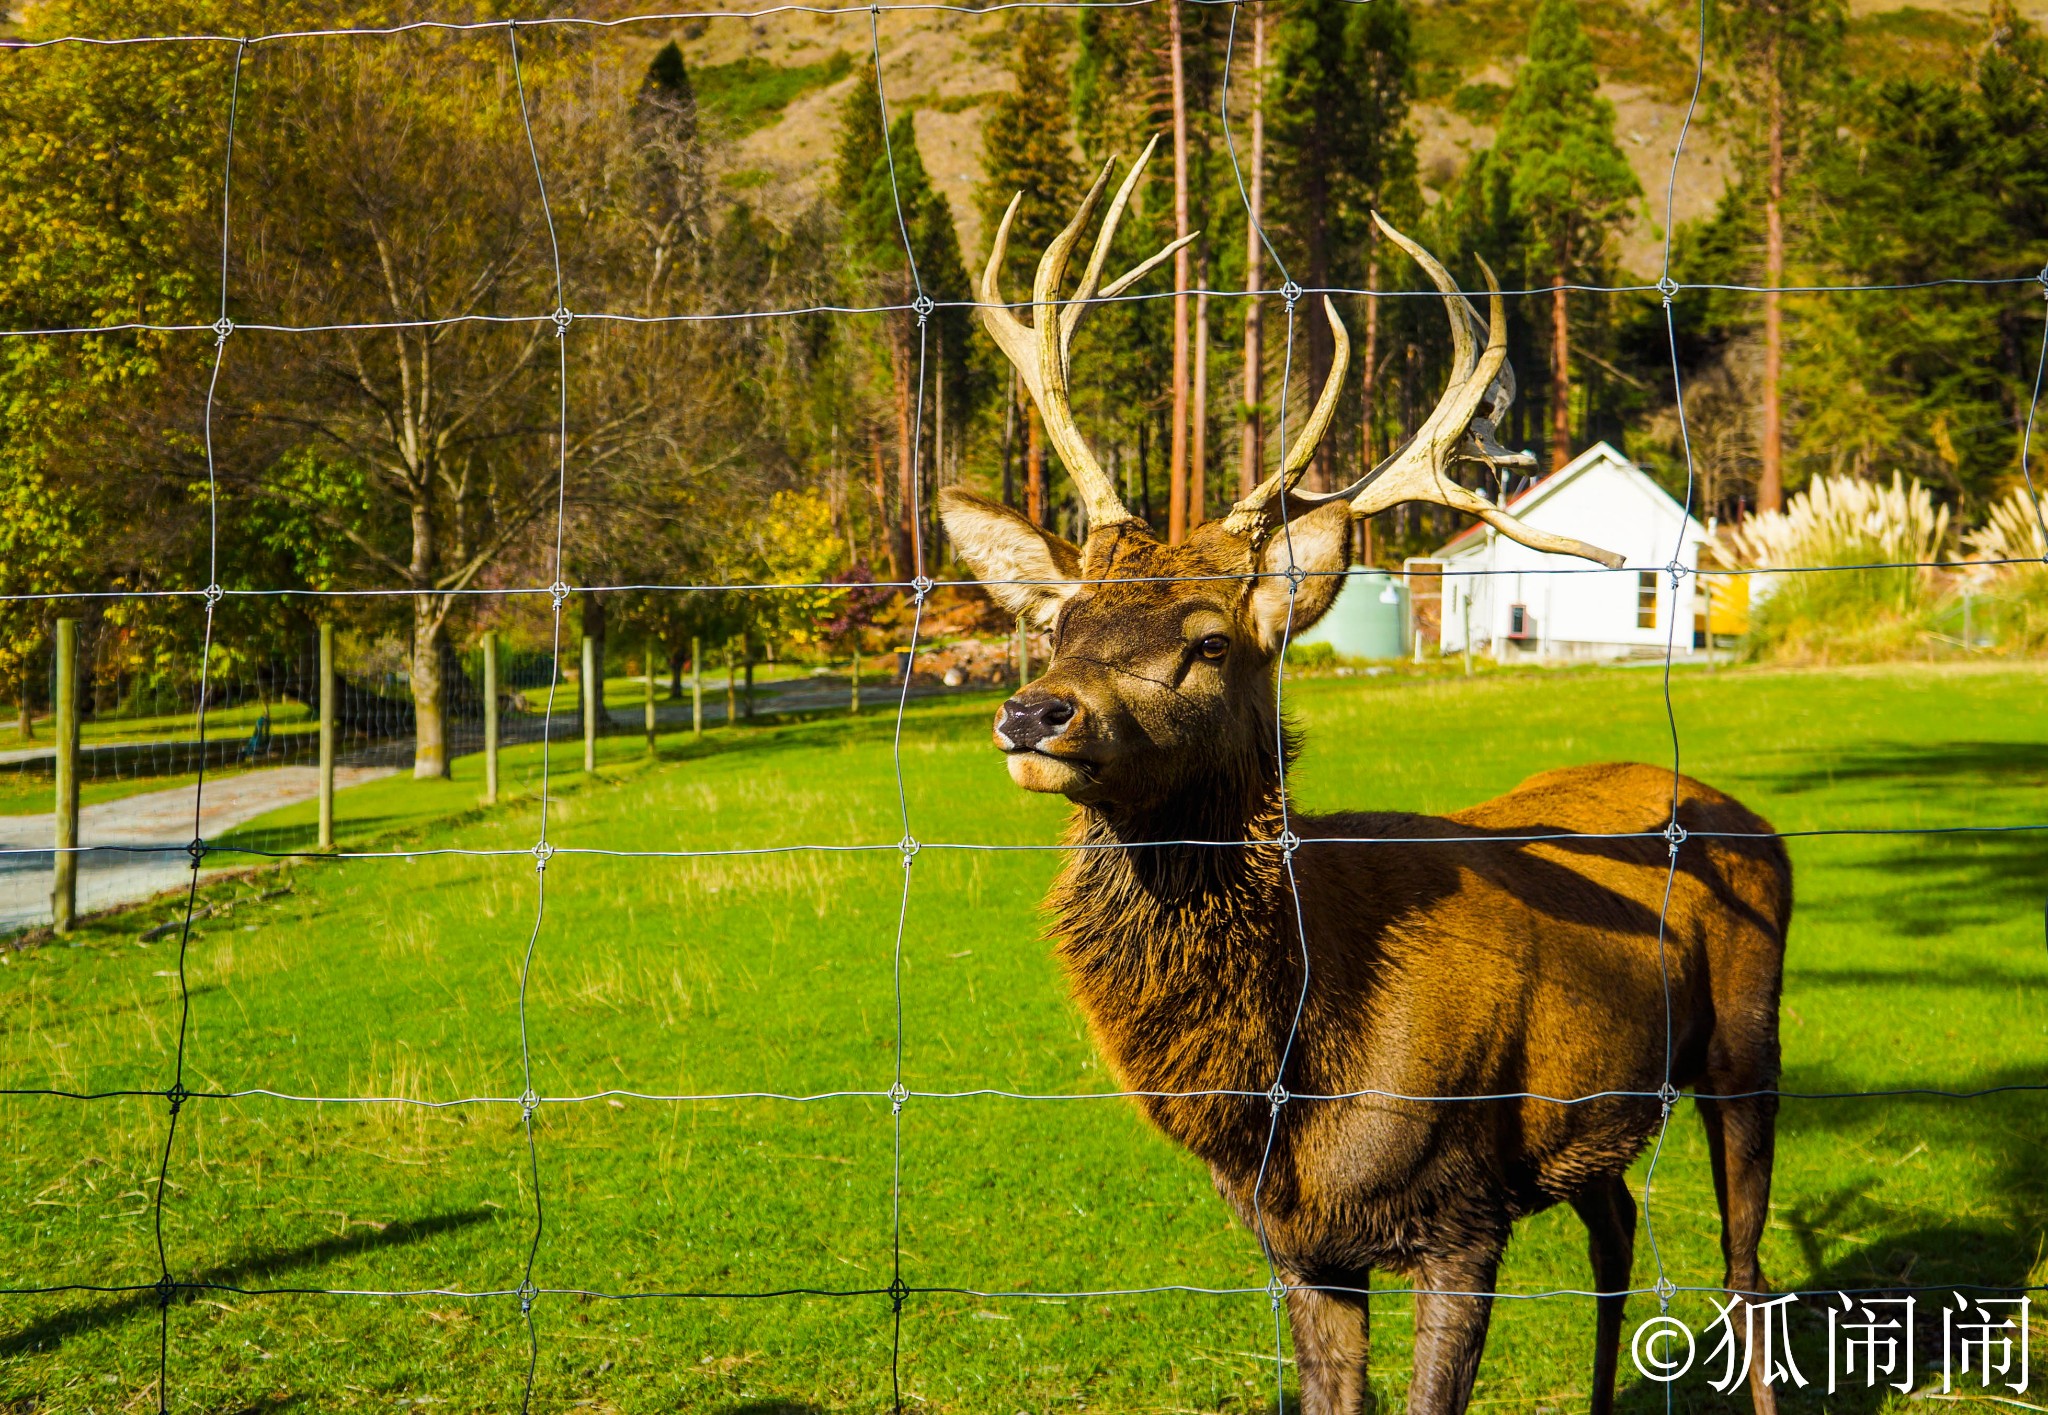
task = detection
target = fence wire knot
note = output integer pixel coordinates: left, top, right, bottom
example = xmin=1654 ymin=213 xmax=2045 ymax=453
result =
xmin=1266 ymin=1081 xmax=1290 ymax=1112
xmin=185 ymin=837 xmax=208 ymax=868
xmin=910 ymin=574 xmax=934 ymax=602
xmin=1655 ymin=1274 xmax=1678 ymax=1313
xmin=1276 ymin=829 xmax=1300 ymax=855
xmin=888 ymin=1080 xmax=908 ymax=1114
xmin=898 ymin=835 xmax=919 ymax=866
xmin=1666 ymin=561 xmax=1690 ymax=582
xmin=1663 ymin=820 xmax=1688 ymax=854
xmin=517 ymin=1278 xmax=538 ymax=1314
xmin=164 ymin=1080 xmax=190 ymax=1115
xmin=2038 ymin=262 xmax=2048 ymax=291
xmin=519 ymin=1088 xmax=540 ymax=1121
xmin=211 ymin=316 xmax=233 ymax=345
xmin=1657 ymin=274 xmax=1680 ymax=305
xmin=550 ymin=307 xmax=573 ymax=338
xmin=1266 ymin=1273 xmax=1288 ymax=1310
xmin=202 ymin=583 xmax=224 ymax=608
xmin=1283 ymin=562 xmax=1308 ymax=591
xmin=1657 ymin=1080 xmax=1680 ymax=1110
xmin=533 ymin=840 xmax=555 ymax=871
xmin=911 ymin=293 xmax=935 ymax=325
xmin=547 ymin=581 xmax=570 ymax=611
xmin=1279 ymin=279 xmax=1304 ymax=310
xmin=155 ymin=1273 xmax=179 ymax=1309
xmin=887 ymin=1275 xmax=909 ymax=1313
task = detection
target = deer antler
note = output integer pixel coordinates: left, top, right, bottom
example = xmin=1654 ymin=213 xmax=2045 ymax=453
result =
xmin=1346 ymin=216 xmax=1622 ymax=568
xmin=1224 ymin=216 xmax=1622 ymax=570
xmin=979 ymin=136 xmax=1196 ymax=533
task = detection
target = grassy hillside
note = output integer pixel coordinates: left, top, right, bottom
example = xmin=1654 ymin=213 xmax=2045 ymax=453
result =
xmin=3 ymin=662 xmax=2044 ymax=1411
xmin=620 ymin=0 xmax=2034 ymax=281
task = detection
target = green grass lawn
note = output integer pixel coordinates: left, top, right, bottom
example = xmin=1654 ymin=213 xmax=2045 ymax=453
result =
xmin=2 ymin=663 xmax=2045 ymax=1413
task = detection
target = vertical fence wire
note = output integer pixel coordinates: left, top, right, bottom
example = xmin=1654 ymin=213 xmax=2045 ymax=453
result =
xmin=148 ymin=37 xmax=247 ymax=1415
xmin=508 ymin=19 xmax=572 ymax=1408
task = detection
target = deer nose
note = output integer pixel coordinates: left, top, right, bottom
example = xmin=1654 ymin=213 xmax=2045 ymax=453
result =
xmin=997 ymin=693 xmax=1076 ymax=751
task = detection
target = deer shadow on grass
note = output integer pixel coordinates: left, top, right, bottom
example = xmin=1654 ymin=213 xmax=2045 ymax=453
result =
xmin=0 ymin=1207 xmax=496 ymax=1359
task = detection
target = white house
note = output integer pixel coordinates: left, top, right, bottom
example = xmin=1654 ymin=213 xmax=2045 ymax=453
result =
xmin=1427 ymin=442 xmax=1711 ymax=662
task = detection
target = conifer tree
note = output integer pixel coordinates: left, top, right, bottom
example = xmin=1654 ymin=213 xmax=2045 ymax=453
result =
xmin=1710 ymin=0 xmax=1844 ymax=510
xmin=1267 ymin=0 xmax=1420 ymax=490
xmin=979 ymin=15 xmax=1082 ymax=525
xmin=838 ymin=71 xmax=970 ymax=575
xmin=1485 ymin=0 xmax=1639 ymax=471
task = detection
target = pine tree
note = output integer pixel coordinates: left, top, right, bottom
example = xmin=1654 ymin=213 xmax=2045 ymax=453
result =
xmin=838 ymin=74 xmax=970 ymax=575
xmin=1711 ymin=0 xmax=1845 ymax=509
xmin=1267 ymin=0 xmax=1420 ymax=490
xmin=979 ymin=14 xmax=1083 ymax=526
xmin=1486 ymin=0 xmax=1640 ymax=471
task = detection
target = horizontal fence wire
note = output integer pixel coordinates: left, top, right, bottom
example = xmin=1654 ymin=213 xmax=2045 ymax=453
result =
xmin=0 ymin=0 xmax=2043 ymax=1412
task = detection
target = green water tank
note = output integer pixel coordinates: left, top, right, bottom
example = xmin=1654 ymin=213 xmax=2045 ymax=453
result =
xmin=1292 ymin=569 xmax=1410 ymax=660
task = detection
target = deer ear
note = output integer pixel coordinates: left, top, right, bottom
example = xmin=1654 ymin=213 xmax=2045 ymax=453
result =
xmin=1247 ymin=502 xmax=1352 ymax=652
xmin=939 ymin=487 xmax=1083 ymax=630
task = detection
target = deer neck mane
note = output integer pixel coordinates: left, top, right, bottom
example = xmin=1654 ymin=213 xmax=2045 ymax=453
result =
xmin=1043 ymin=745 xmax=1302 ymax=1148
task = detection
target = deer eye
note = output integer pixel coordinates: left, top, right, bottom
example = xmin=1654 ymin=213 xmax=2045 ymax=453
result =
xmin=1196 ymin=634 xmax=1230 ymax=661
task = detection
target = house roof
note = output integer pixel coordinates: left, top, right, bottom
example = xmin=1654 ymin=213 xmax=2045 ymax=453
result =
xmin=1432 ymin=441 xmax=1702 ymax=560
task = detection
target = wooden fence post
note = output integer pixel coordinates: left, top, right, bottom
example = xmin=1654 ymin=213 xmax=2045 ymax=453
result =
xmin=690 ymin=635 xmax=703 ymax=741
xmin=482 ymin=631 xmax=500 ymax=804
xmin=318 ymin=622 xmax=335 ymax=848
xmin=850 ymin=646 xmax=860 ymax=716
xmin=644 ymin=636 xmax=657 ymax=753
xmin=582 ymin=635 xmax=598 ymax=773
xmin=51 ymin=618 xmax=78 ymax=933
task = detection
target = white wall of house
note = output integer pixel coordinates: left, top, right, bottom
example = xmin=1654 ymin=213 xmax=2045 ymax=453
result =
xmin=1437 ymin=443 xmax=1710 ymax=662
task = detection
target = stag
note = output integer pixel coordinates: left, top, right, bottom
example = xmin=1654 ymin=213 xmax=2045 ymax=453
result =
xmin=941 ymin=142 xmax=1792 ymax=1415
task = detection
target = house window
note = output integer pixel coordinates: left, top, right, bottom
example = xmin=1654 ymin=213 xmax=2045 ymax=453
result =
xmin=1636 ymin=571 xmax=1658 ymax=630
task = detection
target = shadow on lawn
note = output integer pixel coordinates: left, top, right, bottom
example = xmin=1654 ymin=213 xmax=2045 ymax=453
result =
xmin=1611 ymin=1064 xmax=2046 ymax=1414
xmin=0 ymin=1207 xmax=495 ymax=1358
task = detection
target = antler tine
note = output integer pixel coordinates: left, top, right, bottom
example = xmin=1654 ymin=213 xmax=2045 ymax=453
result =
xmin=978 ymin=192 xmax=1038 ymax=388
xmin=1220 ymin=297 xmax=1351 ymax=537
xmin=975 ymin=152 xmax=1191 ymax=531
xmin=1060 ymin=136 xmax=1196 ymax=354
xmin=1342 ymin=220 xmax=1624 ymax=569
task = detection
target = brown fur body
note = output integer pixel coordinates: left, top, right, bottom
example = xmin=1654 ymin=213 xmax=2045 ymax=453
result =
xmin=942 ymin=490 xmax=1793 ymax=1415
xmin=1053 ymin=762 xmax=1791 ymax=1283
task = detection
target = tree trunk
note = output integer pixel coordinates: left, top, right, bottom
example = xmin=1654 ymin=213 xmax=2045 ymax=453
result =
xmin=1167 ymin=0 xmax=1191 ymax=544
xmin=1759 ymin=30 xmax=1786 ymax=514
xmin=581 ymin=591 xmax=607 ymax=738
xmin=892 ymin=303 xmax=918 ymax=577
xmin=871 ymin=438 xmax=891 ymax=575
xmin=1550 ymin=271 xmax=1572 ymax=473
xmin=1026 ymin=404 xmax=1046 ymax=526
xmin=408 ymin=495 xmax=451 ymax=780
xmin=1362 ymin=245 xmax=1380 ymax=468
xmin=668 ymin=645 xmax=685 ymax=700
xmin=1191 ymin=275 xmax=1209 ymax=529
xmin=1239 ymin=2 xmax=1265 ymax=499
xmin=411 ymin=603 xmax=450 ymax=779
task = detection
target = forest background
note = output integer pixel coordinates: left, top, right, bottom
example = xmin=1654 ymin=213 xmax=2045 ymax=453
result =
xmin=1 ymin=0 xmax=2044 ymax=775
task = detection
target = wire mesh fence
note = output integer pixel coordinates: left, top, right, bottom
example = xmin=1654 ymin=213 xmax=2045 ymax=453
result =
xmin=0 ymin=1 xmax=2044 ymax=1412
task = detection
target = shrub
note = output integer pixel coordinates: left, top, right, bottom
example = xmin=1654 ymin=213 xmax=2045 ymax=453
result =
xmin=1962 ymin=485 xmax=2048 ymax=652
xmin=1720 ymin=473 xmax=1951 ymax=663
xmin=1285 ymin=641 xmax=1338 ymax=671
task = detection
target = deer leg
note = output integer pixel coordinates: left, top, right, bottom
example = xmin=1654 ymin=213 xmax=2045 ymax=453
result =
xmin=1405 ymin=1242 xmax=1501 ymax=1415
xmin=1698 ymin=1091 xmax=1780 ymax=1415
xmin=1285 ymin=1278 xmax=1372 ymax=1415
xmin=1570 ymin=1176 xmax=1636 ymax=1415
